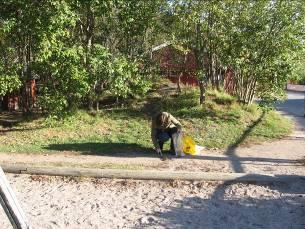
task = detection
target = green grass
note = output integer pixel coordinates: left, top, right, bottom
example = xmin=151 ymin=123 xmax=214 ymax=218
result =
xmin=3 ymin=162 xmax=145 ymax=170
xmin=0 ymin=82 xmax=293 ymax=154
xmin=157 ymin=88 xmax=292 ymax=149
xmin=0 ymin=110 xmax=152 ymax=155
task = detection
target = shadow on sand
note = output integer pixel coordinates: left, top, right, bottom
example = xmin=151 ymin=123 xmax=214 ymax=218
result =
xmin=221 ymin=111 xmax=266 ymax=173
xmin=140 ymin=174 xmax=305 ymax=228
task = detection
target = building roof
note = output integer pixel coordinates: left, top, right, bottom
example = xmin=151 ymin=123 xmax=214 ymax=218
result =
xmin=152 ymin=42 xmax=172 ymax=52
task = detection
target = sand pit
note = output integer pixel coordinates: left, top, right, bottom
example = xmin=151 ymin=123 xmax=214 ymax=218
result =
xmin=0 ymin=174 xmax=305 ymax=229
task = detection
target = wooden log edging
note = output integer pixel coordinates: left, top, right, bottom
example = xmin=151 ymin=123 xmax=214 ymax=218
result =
xmin=2 ymin=164 xmax=305 ymax=183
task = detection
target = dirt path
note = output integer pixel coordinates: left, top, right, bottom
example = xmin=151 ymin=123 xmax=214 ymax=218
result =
xmin=0 ymin=136 xmax=304 ymax=175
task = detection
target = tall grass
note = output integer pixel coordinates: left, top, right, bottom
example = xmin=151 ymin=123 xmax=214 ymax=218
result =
xmin=0 ymin=86 xmax=292 ymax=154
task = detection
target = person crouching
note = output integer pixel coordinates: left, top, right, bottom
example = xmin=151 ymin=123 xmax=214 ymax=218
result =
xmin=151 ymin=112 xmax=185 ymax=158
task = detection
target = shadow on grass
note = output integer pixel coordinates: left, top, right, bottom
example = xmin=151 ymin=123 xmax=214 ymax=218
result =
xmin=0 ymin=127 xmax=44 ymax=134
xmin=44 ymin=142 xmax=155 ymax=157
xmin=0 ymin=111 xmax=42 ymax=130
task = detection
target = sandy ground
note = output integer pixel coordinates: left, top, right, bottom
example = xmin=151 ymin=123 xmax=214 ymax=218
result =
xmin=0 ymin=174 xmax=305 ymax=229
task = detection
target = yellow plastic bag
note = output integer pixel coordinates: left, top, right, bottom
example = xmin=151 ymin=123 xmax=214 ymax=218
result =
xmin=182 ymin=135 xmax=197 ymax=155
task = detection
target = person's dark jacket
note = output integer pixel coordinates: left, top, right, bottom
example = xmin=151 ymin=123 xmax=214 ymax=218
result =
xmin=151 ymin=112 xmax=182 ymax=151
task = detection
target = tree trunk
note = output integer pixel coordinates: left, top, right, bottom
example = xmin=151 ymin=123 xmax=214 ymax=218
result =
xmin=199 ymin=80 xmax=205 ymax=104
xmin=84 ymin=3 xmax=94 ymax=66
xmin=96 ymin=101 xmax=99 ymax=111
xmin=177 ymin=72 xmax=182 ymax=94
xmin=248 ymin=79 xmax=257 ymax=104
xmin=88 ymin=100 xmax=94 ymax=111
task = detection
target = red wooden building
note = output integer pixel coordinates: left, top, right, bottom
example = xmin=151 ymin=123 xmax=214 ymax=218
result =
xmin=152 ymin=43 xmax=235 ymax=94
xmin=1 ymin=79 xmax=36 ymax=111
xmin=152 ymin=43 xmax=199 ymax=86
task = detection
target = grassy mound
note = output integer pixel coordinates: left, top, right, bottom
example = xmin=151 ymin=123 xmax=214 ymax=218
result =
xmin=0 ymin=83 xmax=292 ymax=154
xmin=163 ymin=89 xmax=292 ymax=148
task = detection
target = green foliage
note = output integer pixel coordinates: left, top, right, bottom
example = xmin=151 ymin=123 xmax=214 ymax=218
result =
xmin=289 ymin=59 xmax=305 ymax=85
xmin=0 ymin=0 xmax=161 ymax=114
xmin=110 ymin=57 xmax=151 ymax=98
xmin=0 ymin=65 xmax=21 ymax=96
xmin=170 ymin=0 xmax=305 ymax=103
xmin=0 ymin=0 xmax=304 ymax=115
xmin=37 ymin=46 xmax=89 ymax=115
xmin=89 ymin=45 xmax=112 ymax=81
xmin=89 ymin=44 xmax=152 ymax=103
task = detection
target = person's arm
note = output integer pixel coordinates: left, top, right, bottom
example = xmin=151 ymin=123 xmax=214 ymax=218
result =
xmin=169 ymin=113 xmax=182 ymax=131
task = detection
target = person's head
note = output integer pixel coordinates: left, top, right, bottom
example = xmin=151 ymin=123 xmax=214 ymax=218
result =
xmin=156 ymin=112 xmax=169 ymax=128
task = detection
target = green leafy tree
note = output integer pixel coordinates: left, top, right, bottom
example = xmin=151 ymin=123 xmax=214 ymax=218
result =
xmin=170 ymin=0 xmax=305 ymax=104
xmin=0 ymin=68 xmax=21 ymax=97
xmin=37 ymin=46 xmax=89 ymax=114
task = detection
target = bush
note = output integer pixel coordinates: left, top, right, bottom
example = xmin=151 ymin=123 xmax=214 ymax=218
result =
xmin=207 ymin=89 xmax=236 ymax=105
